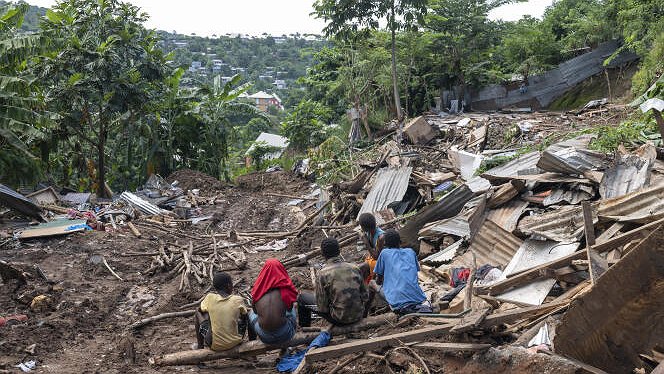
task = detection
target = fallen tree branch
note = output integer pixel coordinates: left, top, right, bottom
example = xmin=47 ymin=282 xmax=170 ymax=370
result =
xmin=102 ymin=256 xmax=123 ymax=281
xmin=131 ymin=309 xmax=195 ymax=330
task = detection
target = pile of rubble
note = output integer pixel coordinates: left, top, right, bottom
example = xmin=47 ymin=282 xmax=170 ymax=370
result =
xmin=294 ymin=106 xmax=663 ymax=373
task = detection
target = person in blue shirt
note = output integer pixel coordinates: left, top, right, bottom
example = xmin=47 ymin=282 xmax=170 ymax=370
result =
xmin=372 ymin=229 xmax=433 ymax=315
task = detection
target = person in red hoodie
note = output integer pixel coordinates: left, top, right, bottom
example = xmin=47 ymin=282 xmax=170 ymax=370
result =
xmin=248 ymin=258 xmax=298 ymax=345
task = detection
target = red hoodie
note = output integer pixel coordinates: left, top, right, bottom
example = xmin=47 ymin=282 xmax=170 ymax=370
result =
xmin=251 ymin=258 xmax=298 ymax=308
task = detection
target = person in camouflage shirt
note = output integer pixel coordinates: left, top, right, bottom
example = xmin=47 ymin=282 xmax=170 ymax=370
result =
xmin=297 ymin=237 xmax=368 ymax=326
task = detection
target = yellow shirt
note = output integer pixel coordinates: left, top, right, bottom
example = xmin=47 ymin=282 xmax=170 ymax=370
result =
xmin=200 ymin=293 xmax=248 ymax=351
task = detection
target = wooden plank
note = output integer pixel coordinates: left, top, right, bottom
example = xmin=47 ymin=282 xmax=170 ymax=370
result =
xmin=583 ymin=202 xmax=607 ymax=284
xmin=450 ymin=307 xmax=492 ymax=333
xmin=480 ymin=301 xmax=568 ymax=328
xmin=595 ymin=222 xmax=624 ymax=243
xmin=412 ymin=342 xmax=492 ymax=352
xmin=590 ymin=218 xmax=664 ymax=254
xmin=305 ymin=324 xmax=454 ymax=362
xmin=477 ymin=251 xmax=586 ymax=295
xmin=18 ymin=219 xmax=88 ymax=239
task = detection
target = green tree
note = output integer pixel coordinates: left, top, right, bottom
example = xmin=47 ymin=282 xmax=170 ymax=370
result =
xmin=426 ymin=0 xmax=514 ymax=98
xmin=498 ymin=16 xmax=561 ymax=80
xmin=313 ymin=0 xmax=427 ymax=120
xmin=281 ymin=99 xmax=333 ymax=151
xmin=0 ymin=2 xmax=45 ymax=186
xmin=38 ymin=0 xmax=169 ymax=196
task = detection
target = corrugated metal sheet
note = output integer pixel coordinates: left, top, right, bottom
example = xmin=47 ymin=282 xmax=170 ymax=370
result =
xmin=400 ymin=184 xmax=474 ymax=248
xmin=598 ymin=183 xmax=664 ymax=223
xmin=422 ymin=240 xmax=462 ymax=265
xmin=517 ymin=204 xmax=598 ymax=243
xmin=481 ymin=152 xmax=541 ymax=182
xmin=120 ymin=191 xmax=166 ymax=216
xmin=496 ymin=240 xmax=580 ymax=306
xmin=459 ymin=219 xmax=523 ymax=267
xmin=0 ymin=183 xmax=42 ymax=220
xmin=537 ymin=147 xmax=606 ymax=175
xmin=357 ymin=167 xmax=412 ymax=218
xmin=419 ymin=194 xmax=486 ymax=239
xmin=599 ymin=153 xmax=653 ymax=199
xmin=419 ymin=217 xmax=470 ymax=238
xmin=542 ymin=187 xmax=593 ymax=206
xmin=486 ymin=199 xmax=529 ymax=233
xmin=61 ymin=192 xmax=92 ymax=205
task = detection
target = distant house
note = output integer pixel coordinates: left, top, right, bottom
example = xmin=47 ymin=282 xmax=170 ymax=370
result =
xmin=273 ymin=79 xmax=287 ymax=89
xmin=189 ymin=61 xmax=202 ymax=72
xmin=245 ymin=132 xmax=289 ymax=167
xmin=248 ymin=91 xmax=283 ymax=112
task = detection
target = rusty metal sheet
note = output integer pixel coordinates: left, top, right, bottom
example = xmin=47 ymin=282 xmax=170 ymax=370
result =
xmin=486 ymin=199 xmax=529 ymax=233
xmin=357 ymin=167 xmax=412 ymax=219
xmin=481 ymin=151 xmax=541 ymax=183
xmin=554 ymin=228 xmax=664 ymax=373
xmin=517 ymin=204 xmax=598 ymax=243
xmin=454 ymin=219 xmax=523 ymax=268
xmin=598 ymin=183 xmax=664 ymax=223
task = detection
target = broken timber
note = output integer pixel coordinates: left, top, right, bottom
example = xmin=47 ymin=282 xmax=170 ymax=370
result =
xmin=151 ymin=313 xmax=397 ymax=366
xmin=412 ymin=342 xmax=491 ymax=352
xmin=582 ymin=201 xmax=607 ymax=283
xmin=477 ymin=217 xmax=664 ymax=296
xmin=305 ymin=324 xmax=455 ymax=363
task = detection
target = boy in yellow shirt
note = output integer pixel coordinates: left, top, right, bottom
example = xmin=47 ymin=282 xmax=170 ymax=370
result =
xmin=195 ymin=272 xmax=248 ymax=351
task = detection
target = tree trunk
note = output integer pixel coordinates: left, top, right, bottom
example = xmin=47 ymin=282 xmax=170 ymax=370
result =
xmin=390 ymin=1 xmax=402 ymax=123
xmin=97 ymin=120 xmax=108 ymax=198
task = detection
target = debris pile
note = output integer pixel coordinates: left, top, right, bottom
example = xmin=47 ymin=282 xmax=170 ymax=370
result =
xmin=2 ymin=105 xmax=663 ymax=373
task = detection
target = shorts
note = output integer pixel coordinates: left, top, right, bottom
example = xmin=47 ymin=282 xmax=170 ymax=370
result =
xmin=248 ymin=308 xmax=296 ymax=345
xmin=198 ymin=319 xmax=213 ymax=347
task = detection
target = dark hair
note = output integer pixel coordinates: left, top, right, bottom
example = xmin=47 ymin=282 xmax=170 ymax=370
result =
xmin=383 ymin=229 xmax=401 ymax=248
xmin=358 ymin=213 xmax=376 ymax=231
xmin=213 ymin=271 xmax=233 ymax=293
xmin=320 ymin=237 xmax=340 ymax=259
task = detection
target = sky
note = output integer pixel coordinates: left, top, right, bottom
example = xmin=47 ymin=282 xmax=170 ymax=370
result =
xmin=25 ymin=0 xmax=554 ymax=36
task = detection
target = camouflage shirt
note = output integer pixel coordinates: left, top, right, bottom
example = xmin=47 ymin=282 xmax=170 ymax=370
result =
xmin=316 ymin=256 xmax=368 ymax=324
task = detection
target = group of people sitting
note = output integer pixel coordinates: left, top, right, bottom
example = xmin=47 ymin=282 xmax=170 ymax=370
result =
xmin=194 ymin=213 xmax=432 ymax=352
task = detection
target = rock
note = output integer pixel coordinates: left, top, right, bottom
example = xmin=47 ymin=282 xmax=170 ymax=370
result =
xmin=30 ymin=295 xmax=53 ymax=313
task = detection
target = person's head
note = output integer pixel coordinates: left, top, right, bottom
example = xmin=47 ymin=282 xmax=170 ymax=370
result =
xmin=358 ymin=213 xmax=377 ymax=233
xmin=383 ymin=229 xmax=401 ymax=248
xmin=358 ymin=262 xmax=370 ymax=281
xmin=213 ymin=271 xmax=233 ymax=294
xmin=320 ymin=237 xmax=340 ymax=259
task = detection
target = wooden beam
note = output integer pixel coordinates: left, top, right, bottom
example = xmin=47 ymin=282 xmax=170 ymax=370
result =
xmin=590 ymin=218 xmax=664 ymax=254
xmin=480 ymin=301 xmax=568 ymax=328
xmin=150 ymin=313 xmax=397 ymax=366
xmin=477 ymin=251 xmax=586 ymax=295
xmin=412 ymin=342 xmax=491 ymax=352
xmin=450 ymin=307 xmax=492 ymax=334
xmin=583 ymin=202 xmax=607 ymax=283
xmin=305 ymin=324 xmax=455 ymax=362
xmin=595 ymin=222 xmax=624 ymax=243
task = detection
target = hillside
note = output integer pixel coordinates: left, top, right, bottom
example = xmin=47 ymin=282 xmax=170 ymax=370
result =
xmin=3 ymin=0 xmax=326 ymax=110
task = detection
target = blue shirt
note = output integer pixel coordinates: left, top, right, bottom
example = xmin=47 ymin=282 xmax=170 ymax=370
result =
xmin=374 ymin=247 xmax=427 ymax=309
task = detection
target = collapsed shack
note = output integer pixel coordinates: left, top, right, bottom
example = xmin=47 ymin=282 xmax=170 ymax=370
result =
xmin=2 ymin=106 xmax=664 ymax=373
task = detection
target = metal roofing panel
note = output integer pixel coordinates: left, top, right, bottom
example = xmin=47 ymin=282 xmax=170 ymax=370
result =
xmin=481 ymin=152 xmax=541 ymax=182
xmin=486 ymin=199 xmax=529 ymax=233
xmin=120 ymin=191 xmax=167 ymax=216
xmin=419 ymin=217 xmax=470 ymax=238
xmin=357 ymin=167 xmax=412 ymax=218
xmin=517 ymin=204 xmax=598 ymax=243
xmin=537 ymin=147 xmax=606 ymax=175
xmin=422 ymin=240 xmax=462 ymax=265
xmin=599 ymin=154 xmax=653 ymax=199
xmin=0 ymin=183 xmax=42 ymax=220
xmin=495 ymin=240 xmax=580 ymax=305
xmin=598 ymin=183 xmax=664 ymax=223
xmin=463 ymin=219 xmax=523 ymax=268
xmin=60 ymin=192 xmax=92 ymax=205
